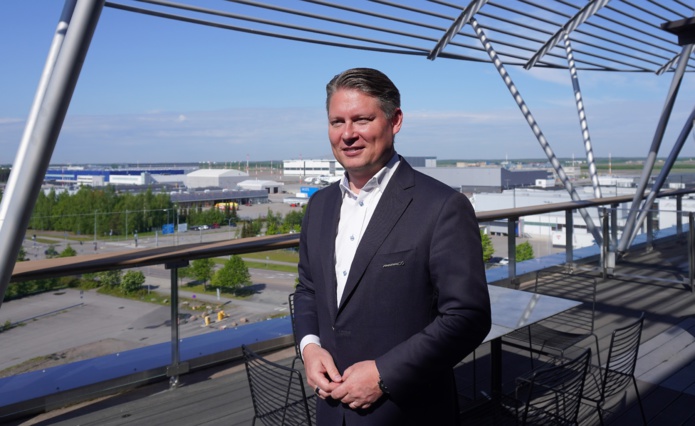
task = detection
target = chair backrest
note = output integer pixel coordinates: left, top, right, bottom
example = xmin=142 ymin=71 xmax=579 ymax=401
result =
xmin=242 ymin=344 xmax=313 ymax=426
xmin=520 ymin=348 xmax=591 ymax=425
xmin=288 ymin=292 xmax=302 ymax=363
xmin=600 ymin=312 xmax=645 ymax=399
xmin=534 ymin=271 xmax=597 ymax=334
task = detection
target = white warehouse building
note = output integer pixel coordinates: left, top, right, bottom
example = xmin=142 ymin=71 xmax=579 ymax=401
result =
xmin=185 ymin=169 xmax=248 ymax=190
xmin=472 ymin=186 xmax=639 ymax=248
xmin=283 ymin=159 xmax=344 ymax=177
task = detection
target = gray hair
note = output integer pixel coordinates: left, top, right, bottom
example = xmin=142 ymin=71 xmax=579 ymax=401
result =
xmin=326 ymin=68 xmax=401 ymax=119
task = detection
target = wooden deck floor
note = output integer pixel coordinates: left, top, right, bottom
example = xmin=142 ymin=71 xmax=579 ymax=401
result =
xmin=11 ymin=240 xmax=695 ymax=425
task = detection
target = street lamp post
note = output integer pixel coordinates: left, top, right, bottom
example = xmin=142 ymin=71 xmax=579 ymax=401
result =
xmin=94 ymin=210 xmax=98 ymax=243
xmin=125 ymin=210 xmax=129 ymax=244
xmin=228 ymin=218 xmax=234 ymax=239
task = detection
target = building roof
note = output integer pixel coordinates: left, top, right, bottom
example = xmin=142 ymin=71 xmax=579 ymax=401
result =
xmin=238 ymin=179 xmax=284 ymax=187
xmin=187 ymin=169 xmax=248 ymax=178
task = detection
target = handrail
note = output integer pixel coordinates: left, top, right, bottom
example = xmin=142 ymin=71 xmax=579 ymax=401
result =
xmin=12 ymin=187 xmax=695 ymax=283
xmin=11 ymin=233 xmax=299 ymax=282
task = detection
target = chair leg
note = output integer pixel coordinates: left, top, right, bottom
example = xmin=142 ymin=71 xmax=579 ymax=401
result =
xmin=632 ymin=376 xmax=647 ymax=425
xmin=526 ymin=327 xmax=536 ymax=370
xmin=597 ymin=404 xmax=605 ymax=426
xmin=472 ymin=348 xmax=477 ymax=400
xmin=592 ymin=334 xmax=602 ymax=367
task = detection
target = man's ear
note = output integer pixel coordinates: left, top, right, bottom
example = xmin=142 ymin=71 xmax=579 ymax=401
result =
xmin=391 ymin=108 xmax=403 ymax=135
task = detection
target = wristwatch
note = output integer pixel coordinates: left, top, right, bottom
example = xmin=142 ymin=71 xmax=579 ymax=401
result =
xmin=378 ymin=376 xmax=390 ymax=395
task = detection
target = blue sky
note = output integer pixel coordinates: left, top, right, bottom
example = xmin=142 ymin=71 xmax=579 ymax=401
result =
xmin=1 ymin=1 xmax=694 ymax=165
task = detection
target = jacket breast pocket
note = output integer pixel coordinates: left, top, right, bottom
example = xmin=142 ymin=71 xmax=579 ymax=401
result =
xmin=370 ymin=248 xmax=419 ymax=287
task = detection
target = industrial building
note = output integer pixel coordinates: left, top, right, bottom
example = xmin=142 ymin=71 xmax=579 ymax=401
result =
xmin=184 ymin=168 xmax=248 ymax=190
xmin=43 ymin=166 xmax=190 ymax=186
xmin=283 ymin=156 xmax=436 ymax=178
xmin=416 ymin=166 xmax=550 ymax=193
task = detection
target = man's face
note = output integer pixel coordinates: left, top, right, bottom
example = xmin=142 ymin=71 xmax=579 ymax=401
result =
xmin=328 ymin=89 xmax=402 ymax=186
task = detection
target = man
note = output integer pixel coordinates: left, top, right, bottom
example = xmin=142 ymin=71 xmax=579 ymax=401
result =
xmin=294 ymin=68 xmax=491 ymax=425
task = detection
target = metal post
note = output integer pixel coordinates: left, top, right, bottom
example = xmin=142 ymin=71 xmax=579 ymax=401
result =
xmin=125 ymin=209 xmax=128 ymax=243
xmin=93 ymin=210 xmax=98 ymax=243
xmin=507 ymin=218 xmax=517 ymax=287
xmin=689 ymin=213 xmax=694 ymax=293
xmin=611 ymin=204 xmax=618 ymax=250
xmin=677 ymin=195 xmax=684 ymax=240
xmin=166 ymin=260 xmax=189 ymax=388
xmin=565 ymin=209 xmax=574 ymax=269
xmin=0 ymin=0 xmax=105 ymax=307
xmin=601 ymin=208 xmax=613 ymax=278
xmin=646 ymin=210 xmax=654 ymax=252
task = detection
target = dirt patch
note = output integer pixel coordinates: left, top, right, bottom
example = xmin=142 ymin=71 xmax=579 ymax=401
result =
xmin=0 ymin=338 xmax=145 ymax=378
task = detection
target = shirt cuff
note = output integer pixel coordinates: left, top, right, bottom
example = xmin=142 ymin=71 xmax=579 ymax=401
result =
xmin=299 ymin=334 xmax=321 ymax=360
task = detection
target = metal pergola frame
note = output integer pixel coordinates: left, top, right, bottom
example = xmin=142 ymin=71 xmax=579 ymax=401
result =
xmin=0 ymin=0 xmax=694 ymax=305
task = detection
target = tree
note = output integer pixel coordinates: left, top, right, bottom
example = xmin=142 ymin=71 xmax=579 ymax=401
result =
xmin=480 ymin=230 xmax=494 ymax=263
xmin=211 ymin=255 xmax=251 ymax=291
xmin=44 ymin=245 xmax=59 ymax=259
xmin=97 ymin=270 xmax=122 ymax=288
xmin=121 ymin=270 xmax=146 ymax=295
xmin=190 ymin=258 xmax=215 ymax=288
xmin=516 ymin=241 xmax=534 ymax=262
xmin=282 ymin=210 xmax=304 ymax=234
xmin=59 ymin=244 xmax=77 ymax=257
xmin=17 ymin=246 xmax=28 ymax=262
xmin=265 ymin=209 xmax=282 ymax=235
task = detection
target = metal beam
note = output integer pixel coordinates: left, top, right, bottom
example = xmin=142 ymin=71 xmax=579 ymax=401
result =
xmin=563 ymin=32 xmax=602 ymax=199
xmin=0 ymin=0 xmax=105 ymax=307
xmin=626 ymin=103 xmax=695 ymax=249
xmin=427 ymin=0 xmax=488 ymax=60
xmin=525 ymin=0 xmax=611 ymax=70
xmin=471 ymin=18 xmax=602 ymax=245
xmin=618 ymin=43 xmax=694 ymax=253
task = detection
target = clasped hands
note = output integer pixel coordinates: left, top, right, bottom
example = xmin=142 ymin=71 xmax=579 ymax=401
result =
xmin=303 ymin=344 xmax=383 ymax=411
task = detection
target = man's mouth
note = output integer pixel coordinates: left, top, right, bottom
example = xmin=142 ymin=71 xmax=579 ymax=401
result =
xmin=343 ymin=146 xmax=363 ymax=154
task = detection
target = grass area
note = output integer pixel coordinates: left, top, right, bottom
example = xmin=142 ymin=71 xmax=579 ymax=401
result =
xmin=242 ymin=249 xmax=299 ymax=263
xmin=244 ymin=260 xmax=297 ymax=273
xmin=209 ymin=249 xmax=298 ymax=273
xmin=183 ymin=283 xmax=255 ymax=299
xmin=97 ymin=285 xmax=173 ymax=304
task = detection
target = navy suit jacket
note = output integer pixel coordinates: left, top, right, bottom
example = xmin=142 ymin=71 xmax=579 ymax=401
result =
xmin=295 ymin=159 xmax=491 ymax=425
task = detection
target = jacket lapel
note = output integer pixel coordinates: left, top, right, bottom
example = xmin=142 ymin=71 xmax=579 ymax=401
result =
xmin=320 ymin=184 xmax=342 ymax=319
xmin=337 ymin=161 xmax=415 ymax=311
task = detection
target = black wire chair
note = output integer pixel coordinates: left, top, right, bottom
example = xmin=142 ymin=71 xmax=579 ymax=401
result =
xmin=288 ymin=292 xmax=302 ymax=369
xmin=503 ymin=271 xmax=601 ymax=368
xmin=509 ymin=348 xmax=592 ymax=425
xmin=242 ymin=344 xmax=316 ymax=426
xmin=581 ymin=313 xmax=647 ymax=425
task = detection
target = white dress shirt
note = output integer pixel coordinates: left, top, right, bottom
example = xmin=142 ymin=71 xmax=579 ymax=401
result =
xmin=299 ymin=154 xmax=400 ymax=356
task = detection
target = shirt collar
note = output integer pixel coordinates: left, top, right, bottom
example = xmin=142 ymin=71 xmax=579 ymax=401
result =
xmin=339 ymin=153 xmax=400 ymax=198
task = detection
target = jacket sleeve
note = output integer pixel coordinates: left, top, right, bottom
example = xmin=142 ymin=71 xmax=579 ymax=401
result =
xmin=293 ymin=195 xmax=320 ymax=345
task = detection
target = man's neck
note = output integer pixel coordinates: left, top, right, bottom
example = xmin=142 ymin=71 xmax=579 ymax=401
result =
xmin=345 ymin=153 xmax=399 ymax=194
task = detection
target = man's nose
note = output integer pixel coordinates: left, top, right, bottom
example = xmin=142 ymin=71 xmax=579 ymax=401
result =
xmin=342 ymin=122 xmax=357 ymax=142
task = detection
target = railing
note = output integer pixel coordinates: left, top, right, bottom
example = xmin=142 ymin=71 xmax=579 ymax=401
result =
xmin=3 ymin=187 xmax=695 ymax=421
